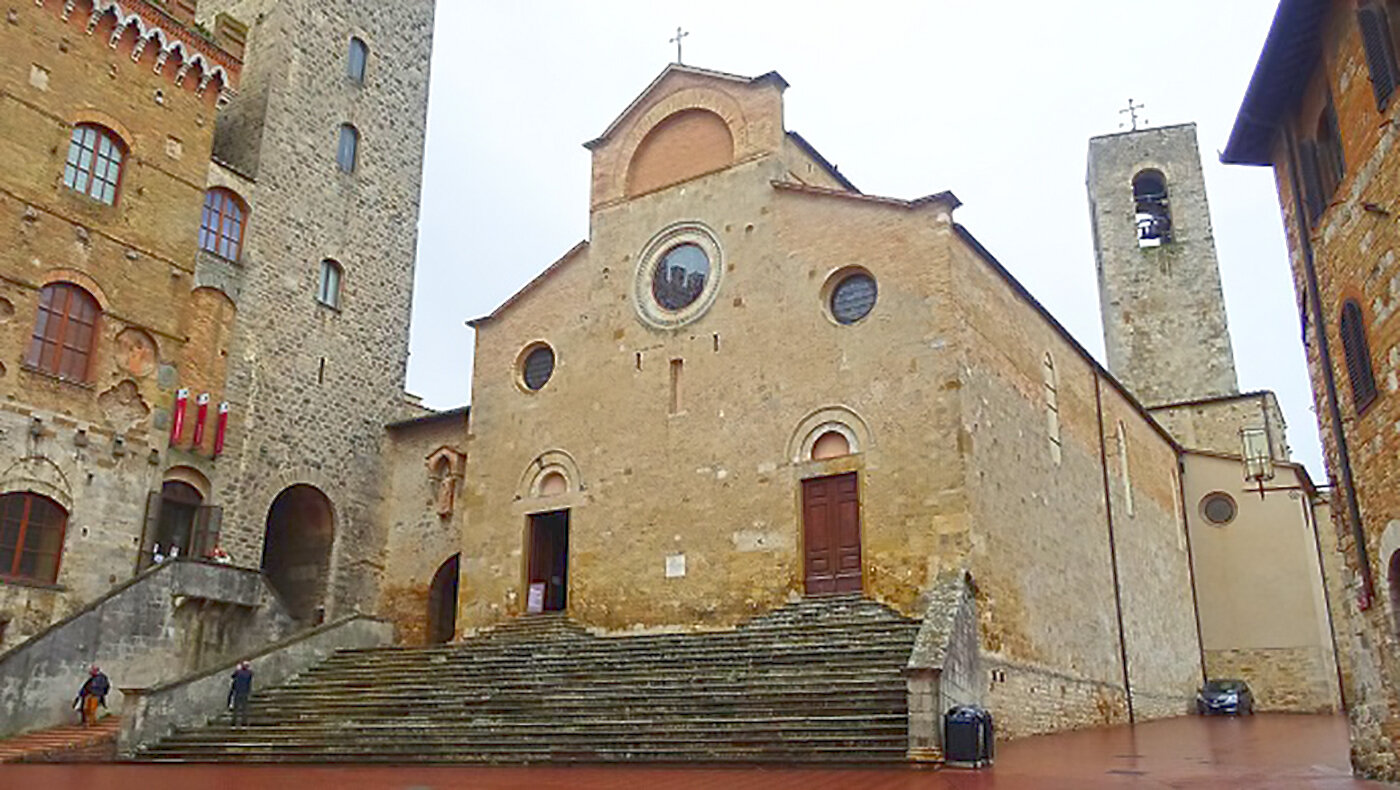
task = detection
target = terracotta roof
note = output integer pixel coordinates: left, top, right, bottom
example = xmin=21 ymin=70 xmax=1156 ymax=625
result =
xmin=385 ymin=405 xmax=470 ymax=431
xmin=785 ymin=131 xmax=860 ymax=193
xmin=772 ymin=180 xmax=960 ymax=211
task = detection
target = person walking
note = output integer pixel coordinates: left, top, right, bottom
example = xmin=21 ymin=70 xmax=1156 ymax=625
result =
xmin=228 ymin=661 xmax=254 ymax=726
xmin=73 ymin=665 xmax=109 ymax=727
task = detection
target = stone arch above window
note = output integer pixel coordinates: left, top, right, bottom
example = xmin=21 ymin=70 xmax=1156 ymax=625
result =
xmin=516 ymin=449 xmax=583 ymax=502
xmin=625 ymin=108 xmax=735 ymax=196
xmin=0 ymin=456 xmax=73 ymax=511
xmin=788 ymin=406 xmax=872 ymax=465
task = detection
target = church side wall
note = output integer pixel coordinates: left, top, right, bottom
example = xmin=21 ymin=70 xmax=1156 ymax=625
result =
xmin=1149 ymin=393 xmax=1290 ymax=461
xmin=461 ymin=158 xmax=970 ymax=632
xmin=950 ymin=234 xmax=1200 ymax=737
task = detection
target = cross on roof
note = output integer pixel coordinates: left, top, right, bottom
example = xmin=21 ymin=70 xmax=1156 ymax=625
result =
xmin=670 ymin=26 xmax=689 ymax=64
xmin=1119 ymin=98 xmax=1147 ymax=131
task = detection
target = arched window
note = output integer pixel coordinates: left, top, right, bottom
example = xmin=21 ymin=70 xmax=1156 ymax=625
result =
xmin=1340 ymin=299 xmax=1379 ymax=413
xmin=1044 ymin=352 xmax=1061 ymax=465
xmin=0 ymin=492 xmax=68 ymax=583
xmin=347 ymin=36 xmax=368 ymax=84
xmin=1389 ymin=550 xmax=1400 ymax=636
xmin=199 ymin=188 xmax=247 ymax=261
xmin=1132 ymin=170 xmax=1171 ymax=247
xmin=317 ymin=259 xmax=342 ymax=308
xmin=25 ymin=282 xmax=101 ymax=381
xmin=336 ymin=124 xmax=358 ymax=173
xmin=62 ymin=124 xmax=126 ymax=205
xmin=1358 ymin=3 xmax=1400 ymax=110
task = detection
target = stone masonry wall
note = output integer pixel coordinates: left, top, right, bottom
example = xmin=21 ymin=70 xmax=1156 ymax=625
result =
xmin=0 ymin=2 xmax=236 ymax=643
xmin=191 ymin=0 xmax=436 ymax=617
xmin=1149 ymin=392 xmax=1290 ymax=461
xmin=1261 ymin=6 xmax=1400 ymax=780
xmin=1088 ymin=124 xmax=1239 ymax=406
xmin=1205 ymin=646 xmax=1338 ymax=712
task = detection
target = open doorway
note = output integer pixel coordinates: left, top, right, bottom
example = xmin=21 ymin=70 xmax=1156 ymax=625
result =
xmin=261 ymin=484 xmax=335 ymax=623
xmin=427 ymin=553 xmax=459 ymax=643
xmin=527 ymin=510 xmax=569 ymax=613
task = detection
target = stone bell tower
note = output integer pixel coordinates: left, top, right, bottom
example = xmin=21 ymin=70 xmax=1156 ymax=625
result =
xmin=1087 ymin=123 xmax=1238 ymax=407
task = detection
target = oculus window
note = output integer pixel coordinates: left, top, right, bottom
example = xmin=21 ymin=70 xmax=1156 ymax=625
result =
xmin=830 ymin=272 xmax=877 ymax=324
xmin=1201 ymin=492 xmax=1237 ymax=526
xmin=652 ymin=243 xmax=710 ymax=311
xmin=633 ymin=223 xmax=724 ymax=329
xmin=520 ymin=344 xmax=555 ymax=391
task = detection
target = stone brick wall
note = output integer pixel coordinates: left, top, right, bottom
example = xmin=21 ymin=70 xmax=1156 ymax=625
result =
xmin=1088 ymin=124 xmax=1239 ymax=407
xmin=0 ymin=1 xmax=238 ymax=644
xmin=377 ymin=411 xmax=466 ymax=645
xmin=1205 ymin=646 xmax=1338 ymax=712
xmin=1149 ymin=391 xmax=1290 ymax=461
xmin=190 ymin=0 xmax=436 ymax=618
xmin=1249 ymin=5 xmax=1400 ymax=779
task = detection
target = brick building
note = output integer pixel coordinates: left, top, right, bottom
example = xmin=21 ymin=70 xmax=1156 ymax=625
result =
xmin=1224 ymin=0 xmax=1400 ymax=778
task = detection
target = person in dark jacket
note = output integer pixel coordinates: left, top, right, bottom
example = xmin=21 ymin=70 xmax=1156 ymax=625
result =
xmin=228 ymin=661 xmax=254 ymax=726
xmin=74 ymin=665 xmax=109 ymax=726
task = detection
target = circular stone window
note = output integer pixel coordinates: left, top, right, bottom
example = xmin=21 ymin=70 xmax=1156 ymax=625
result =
xmin=1201 ymin=492 xmax=1237 ymax=525
xmin=652 ymin=243 xmax=710 ymax=311
xmin=519 ymin=344 xmax=555 ymax=391
xmin=826 ymin=269 xmax=878 ymax=324
xmin=633 ymin=223 xmax=724 ymax=329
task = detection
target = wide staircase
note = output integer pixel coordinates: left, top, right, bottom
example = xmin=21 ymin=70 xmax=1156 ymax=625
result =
xmin=0 ymin=717 xmax=120 ymax=763
xmin=138 ymin=595 xmax=920 ymax=763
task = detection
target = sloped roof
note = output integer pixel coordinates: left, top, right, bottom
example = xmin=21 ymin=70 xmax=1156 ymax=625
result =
xmin=584 ymin=63 xmax=788 ymax=150
xmin=467 ymin=241 xmax=588 ymax=328
xmin=1221 ymin=0 xmax=1330 ymax=165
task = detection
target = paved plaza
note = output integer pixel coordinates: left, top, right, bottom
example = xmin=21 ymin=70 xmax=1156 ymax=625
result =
xmin=0 ymin=714 xmax=1386 ymax=789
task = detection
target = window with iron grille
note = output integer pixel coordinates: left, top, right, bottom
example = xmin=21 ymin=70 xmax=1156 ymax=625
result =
xmin=1340 ymin=300 xmax=1379 ymax=413
xmin=24 ymin=282 xmax=100 ymax=381
xmin=0 ymin=492 xmax=68 ymax=584
xmin=62 ymin=124 xmax=125 ymax=205
xmin=199 ymin=188 xmax=247 ymax=261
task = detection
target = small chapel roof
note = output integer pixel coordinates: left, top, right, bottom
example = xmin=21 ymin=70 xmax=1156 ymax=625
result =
xmin=584 ymin=64 xmax=789 ymax=150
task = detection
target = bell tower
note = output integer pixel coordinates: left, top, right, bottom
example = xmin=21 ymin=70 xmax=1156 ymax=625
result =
xmin=1087 ymin=123 xmax=1238 ymax=406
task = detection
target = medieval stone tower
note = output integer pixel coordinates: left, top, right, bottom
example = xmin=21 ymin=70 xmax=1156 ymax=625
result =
xmin=1087 ymin=123 xmax=1238 ymax=407
xmin=193 ymin=0 xmax=436 ymax=620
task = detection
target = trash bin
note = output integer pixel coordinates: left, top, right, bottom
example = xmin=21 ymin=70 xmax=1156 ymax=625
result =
xmin=943 ymin=705 xmax=994 ymax=767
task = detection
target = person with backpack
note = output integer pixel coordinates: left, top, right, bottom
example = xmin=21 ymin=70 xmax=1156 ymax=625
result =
xmin=73 ymin=665 xmax=110 ymax=726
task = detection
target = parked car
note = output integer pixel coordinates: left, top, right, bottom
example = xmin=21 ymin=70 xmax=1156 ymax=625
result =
xmin=1197 ymin=679 xmax=1254 ymax=715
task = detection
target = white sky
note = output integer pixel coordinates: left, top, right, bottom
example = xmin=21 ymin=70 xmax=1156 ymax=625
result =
xmin=407 ymin=1 xmax=1324 ymax=477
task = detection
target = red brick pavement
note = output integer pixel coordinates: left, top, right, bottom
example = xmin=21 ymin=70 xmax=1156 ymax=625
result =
xmin=0 ymin=714 xmax=1385 ymax=789
xmin=0 ymin=716 xmax=119 ymax=763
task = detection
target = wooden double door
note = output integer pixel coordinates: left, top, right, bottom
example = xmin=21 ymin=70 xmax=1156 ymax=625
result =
xmin=802 ymin=472 xmax=863 ymax=595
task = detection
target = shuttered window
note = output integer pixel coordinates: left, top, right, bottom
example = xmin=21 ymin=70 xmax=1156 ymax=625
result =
xmin=1360 ymin=4 xmax=1400 ymax=110
xmin=1340 ymin=300 xmax=1379 ymax=413
xmin=1298 ymin=140 xmax=1327 ymax=225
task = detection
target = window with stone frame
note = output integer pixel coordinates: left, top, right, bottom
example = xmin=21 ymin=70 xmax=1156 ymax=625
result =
xmin=199 ymin=188 xmax=248 ymax=261
xmin=1340 ymin=299 xmax=1379 ymax=414
xmin=62 ymin=124 xmax=126 ymax=205
xmin=1358 ymin=2 xmax=1400 ymax=110
xmin=1115 ymin=421 xmax=1134 ymax=517
xmin=24 ymin=282 xmax=101 ymax=382
xmin=337 ymin=124 xmax=359 ymax=173
xmin=347 ymin=36 xmax=369 ymax=84
xmin=0 ymin=492 xmax=68 ymax=584
xmin=1131 ymin=170 xmax=1171 ymax=247
xmin=1044 ymin=352 xmax=1062 ymax=465
xmin=317 ymin=260 xmax=343 ymax=308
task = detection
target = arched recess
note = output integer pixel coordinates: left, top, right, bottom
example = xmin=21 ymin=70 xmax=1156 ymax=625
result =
xmin=427 ymin=553 xmax=460 ymax=644
xmin=516 ymin=449 xmax=583 ymax=501
xmin=787 ymin=405 xmax=872 ymax=464
xmin=625 ymin=108 xmax=734 ymax=196
xmin=261 ymin=484 xmax=335 ymax=623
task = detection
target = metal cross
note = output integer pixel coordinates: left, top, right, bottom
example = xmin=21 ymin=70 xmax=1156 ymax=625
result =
xmin=670 ymin=26 xmax=689 ymax=64
xmin=1119 ymin=98 xmax=1147 ymax=131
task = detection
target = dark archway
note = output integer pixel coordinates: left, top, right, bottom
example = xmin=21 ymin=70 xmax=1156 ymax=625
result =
xmin=261 ymin=484 xmax=334 ymax=623
xmin=154 ymin=481 xmax=202 ymax=559
xmin=427 ymin=553 xmax=460 ymax=644
xmin=1388 ymin=551 xmax=1400 ymax=637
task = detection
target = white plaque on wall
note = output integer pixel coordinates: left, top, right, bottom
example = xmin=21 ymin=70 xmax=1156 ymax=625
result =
xmin=526 ymin=582 xmax=545 ymax=613
xmin=665 ymin=553 xmax=686 ymax=578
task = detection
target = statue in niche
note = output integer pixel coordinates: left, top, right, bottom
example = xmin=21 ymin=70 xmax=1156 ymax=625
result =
xmin=425 ymin=446 xmax=464 ymax=518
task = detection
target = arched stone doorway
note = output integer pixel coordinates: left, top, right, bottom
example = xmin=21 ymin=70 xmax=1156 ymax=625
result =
xmin=427 ymin=553 xmax=460 ymax=644
xmin=261 ymin=484 xmax=334 ymax=623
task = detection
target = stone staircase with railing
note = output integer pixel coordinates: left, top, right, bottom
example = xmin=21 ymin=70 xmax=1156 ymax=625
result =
xmin=136 ymin=594 xmax=920 ymax=763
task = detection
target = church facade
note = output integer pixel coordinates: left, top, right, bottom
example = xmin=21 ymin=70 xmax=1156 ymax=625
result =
xmin=459 ymin=66 xmax=1206 ymax=737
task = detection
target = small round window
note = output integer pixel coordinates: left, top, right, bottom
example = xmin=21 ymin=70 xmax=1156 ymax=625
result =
xmin=652 ymin=243 xmax=710 ymax=311
xmin=1201 ymin=492 xmax=1237 ymax=525
xmin=520 ymin=344 xmax=555 ymax=391
xmin=830 ymin=271 xmax=878 ymax=324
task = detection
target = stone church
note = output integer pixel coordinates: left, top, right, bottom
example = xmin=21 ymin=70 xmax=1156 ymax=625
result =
xmin=0 ymin=0 xmax=1345 ymax=754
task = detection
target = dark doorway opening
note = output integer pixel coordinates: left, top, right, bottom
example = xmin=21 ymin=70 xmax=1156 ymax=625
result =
xmin=154 ymin=481 xmax=201 ymax=559
xmin=802 ymin=472 xmax=863 ymax=595
xmin=427 ymin=553 xmax=460 ymax=643
xmin=527 ymin=510 xmax=569 ymax=613
xmin=261 ymin=484 xmax=335 ymax=622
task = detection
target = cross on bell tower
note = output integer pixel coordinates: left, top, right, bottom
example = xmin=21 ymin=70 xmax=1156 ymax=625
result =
xmin=670 ymin=26 xmax=689 ymax=64
xmin=1119 ymin=98 xmax=1147 ymax=131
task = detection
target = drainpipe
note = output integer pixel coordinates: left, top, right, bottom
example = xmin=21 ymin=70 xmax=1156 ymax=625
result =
xmin=1175 ymin=457 xmax=1209 ymax=684
xmin=1281 ymin=125 xmax=1374 ymax=602
xmin=1093 ymin=373 xmax=1134 ymax=723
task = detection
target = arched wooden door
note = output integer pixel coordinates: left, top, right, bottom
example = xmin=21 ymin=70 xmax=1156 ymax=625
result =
xmin=427 ymin=553 xmax=460 ymax=644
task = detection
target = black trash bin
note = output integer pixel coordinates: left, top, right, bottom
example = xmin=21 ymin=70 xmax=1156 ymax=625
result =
xmin=943 ymin=705 xmax=994 ymax=767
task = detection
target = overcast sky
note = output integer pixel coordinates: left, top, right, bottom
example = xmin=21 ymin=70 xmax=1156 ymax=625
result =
xmin=406 ymin=1 xmax=1324 ymax=476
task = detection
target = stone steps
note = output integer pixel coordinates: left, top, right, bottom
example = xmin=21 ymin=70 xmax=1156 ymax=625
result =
xmin=0 ymin=717 xmax=121 ymax=763
xmin=138 ymin=596 xmax=919 ymax=763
